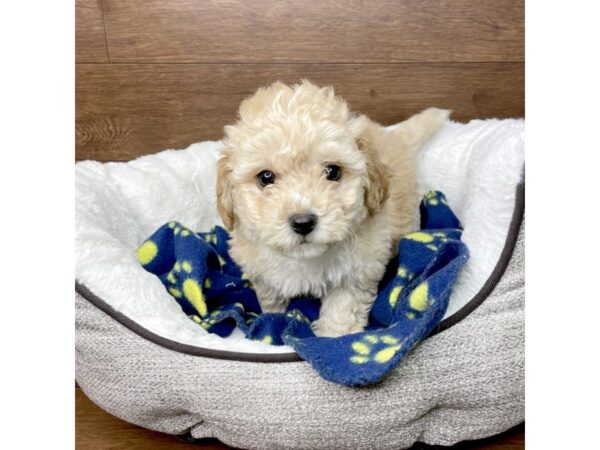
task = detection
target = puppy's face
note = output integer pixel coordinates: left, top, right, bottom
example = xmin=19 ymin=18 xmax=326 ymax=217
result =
xmin=218 ymin=81 xmax=388 ymax=259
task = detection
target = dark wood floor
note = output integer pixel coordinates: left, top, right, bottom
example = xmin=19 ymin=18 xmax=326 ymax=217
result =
xmin=76 ymin=388 xmax=524 ymax=449
xmin=76 ymin=0 xmax=524 ymax=162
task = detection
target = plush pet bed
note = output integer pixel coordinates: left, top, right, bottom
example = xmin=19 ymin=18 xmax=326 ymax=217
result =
xmin=75 ymin=118 xmax=525 ymax=449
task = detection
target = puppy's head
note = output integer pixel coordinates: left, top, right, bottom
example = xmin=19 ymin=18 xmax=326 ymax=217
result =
xmin=217 ymin=80 xmax=388 ymax=259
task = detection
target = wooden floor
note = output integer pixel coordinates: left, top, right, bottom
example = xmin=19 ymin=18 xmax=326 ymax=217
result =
xmin=76 ymin=0 xmax=523 ymax=162
xmin=76 ymin=387 xmax=524 ymax=449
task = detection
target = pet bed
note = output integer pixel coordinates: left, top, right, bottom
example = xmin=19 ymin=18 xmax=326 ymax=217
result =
xmin=75 ymin=118 xmax=524 ymax=449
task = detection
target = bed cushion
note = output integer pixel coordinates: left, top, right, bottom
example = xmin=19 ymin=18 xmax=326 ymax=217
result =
xmin=75 ymin=117 xmax=524 ymax=448
xmin=75 ymin=221 xmax=523 ymax=448
xmin=75 ymin=118 xmax=524 ymax=353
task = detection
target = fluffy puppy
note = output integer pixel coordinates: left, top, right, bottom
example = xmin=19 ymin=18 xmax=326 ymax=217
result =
xmin=217 ymin=80 xmax=448 ymax=337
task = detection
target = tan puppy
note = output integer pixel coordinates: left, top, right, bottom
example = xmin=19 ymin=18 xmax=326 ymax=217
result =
xmin=217 ymin=80 xmax=448 ymax=337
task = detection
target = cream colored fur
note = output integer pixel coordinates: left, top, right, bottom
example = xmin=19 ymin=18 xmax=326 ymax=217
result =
xmin=217 ymin=81 xmax=448 ymax=336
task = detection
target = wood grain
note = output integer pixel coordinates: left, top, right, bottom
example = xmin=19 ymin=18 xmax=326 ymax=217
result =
xmin=76 ymin=62 xmax=524 ymax=161
xmin=76 ymin=388 xmax=227 ymax=449
xmin=76 ymin=0 xmax=108 ymax=62
xmin=76 ymin=388 xmax=524 ymax=449
xmin=101 ymin=0 xmax=524 ymax=63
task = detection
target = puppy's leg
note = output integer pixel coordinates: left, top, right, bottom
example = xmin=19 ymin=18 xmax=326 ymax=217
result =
xmin=312 ymin=286 xmax=375 ymax=337
xmin=253 ymin=279 xmax=288 ymax=313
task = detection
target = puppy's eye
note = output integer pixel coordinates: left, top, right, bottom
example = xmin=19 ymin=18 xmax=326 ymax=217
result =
xmin=324 ymin=165 xmax=342 ymax=181
xmin=257 ymin=170 xmax=276 ymax=187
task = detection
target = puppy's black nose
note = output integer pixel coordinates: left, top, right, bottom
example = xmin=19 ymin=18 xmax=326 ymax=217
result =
xmin=289 ymin=213 xmax=317 ymax=236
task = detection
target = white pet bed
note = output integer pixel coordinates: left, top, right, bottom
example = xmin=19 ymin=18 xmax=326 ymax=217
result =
xmin=75 ymin=118 xmax=524 ymax=449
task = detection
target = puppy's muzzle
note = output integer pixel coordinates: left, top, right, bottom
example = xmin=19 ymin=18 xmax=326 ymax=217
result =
xmin=289 ymin=213 xmax=317 ymax=236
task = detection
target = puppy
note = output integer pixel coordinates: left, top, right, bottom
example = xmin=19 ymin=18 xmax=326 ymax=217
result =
xmin=217 ymin=80 xmax=448 ymax=337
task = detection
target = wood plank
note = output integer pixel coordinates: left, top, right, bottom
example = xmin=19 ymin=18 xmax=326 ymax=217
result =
xmin=76 ymin=388 xmax=228 ymax=449
xmin=76 ymin=388 xmax=524 ymax=449
xmin=417 ymin=424 xmax=525 ymax=449
xmin=76 ymin=0 xmax=109 ymax=62
xmin=75 ymin=62 xmax=524 ymax=161
xmin=101 ymin=0 xmax=523 ymax=63
xmin=76 ymin=62 xmax=524 ymax=161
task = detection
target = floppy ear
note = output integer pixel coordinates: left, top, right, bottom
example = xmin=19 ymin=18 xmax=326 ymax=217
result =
xmin=216 ymin=154 xmax=235 ymax=230
xmin=348 ymin=114 xmax=390 ymax=215
xmin=357 ymin=137 xmax=390 ymax=215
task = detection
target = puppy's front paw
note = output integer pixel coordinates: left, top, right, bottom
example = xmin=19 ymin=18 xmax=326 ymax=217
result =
xmin=313 ymin=286 xmax=374 ymax=337
xmin=253 ymin=280 xmax=288 ymax=313
xmin=311 ymin=318 xmax=366 ymax=337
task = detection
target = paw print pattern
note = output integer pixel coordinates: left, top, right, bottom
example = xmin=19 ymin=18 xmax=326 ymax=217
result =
xmin=404 ymin=230 xmax=449 ymax=252
xmin=240 ymin=272 xmax=252 ymax=289
xmin=260 ymin=335 xmax=273 ymax=344
xmin=203 ymin=232 xmax=218 ymax=245
xmin=194 ymin=302 xmax=247 ymax=331
xmin=165 ymin=259 xmax=208 ymax=317
xmin=168 ymin=221 xmax=193 ymax=237
xmin=424 ymin=191 xmax=448 ymax=207
xmin=388 ymin=267 xmax=432 ymax=320
xmin=136 ymin=240 xmax=158 ymax=266
xmin=349 ymin=335 xmax=403 ymax=364
xmin=407 ymin=281 xmax=430 ymax=312
xmin=388 ymin=265 xmax=415 ymax=308
xmin=286 ymin=310 xmax=311 ymax=325
xmin=195 ymin=311 xmax=219 ymax=330
xmin=201 ymin=231 xmax=231 ymax=270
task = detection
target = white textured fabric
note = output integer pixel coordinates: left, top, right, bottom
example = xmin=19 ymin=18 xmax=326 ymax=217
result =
xmin=75 ymin=118 xmax=524 ymax=353
xmin=416 ymin=119 xmax=525 ymax=316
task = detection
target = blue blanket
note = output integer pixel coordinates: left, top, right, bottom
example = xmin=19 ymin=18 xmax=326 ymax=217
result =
xmin=137 ymin=191 xmax=468 ymax=386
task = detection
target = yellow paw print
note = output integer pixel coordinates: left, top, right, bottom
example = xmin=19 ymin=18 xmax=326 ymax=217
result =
xmin=388 ymin=265 xmax=415 ymax=308
xmin=404 ymin=230 xmax=449 ymax=252
xmin=408 ymin=282 xmax=430 ymax=312
xmin=166 ymin=260 xmax=194 ymax=287
xmin=245 ymin=311 xmax=259 ymax=325
xmin=168 ymin=221 xmax=194 ymax=237
xmin=198 ymin=315 xmax=218 ymax=330
xmin=260 ymin=335 xmax=273 ymax=344
xmin=286 ymin=310 xmax=311 ymax=325
xmin=203 ymin=232 xmax=218 ymax=245
xmin=165 ymin=260 xmax=207 ymax=317
xmin=136 ymin=240 xmax=158 ymax=265
xmin=240 ymin=272 xmax=252 ymax=288
xmin=391 ymin=281 xmax=432 ymax=320
xmin=349 ymin=335 xmax=403 ymax=364
xmin=424 ymin=191 xmax=448 ymax=206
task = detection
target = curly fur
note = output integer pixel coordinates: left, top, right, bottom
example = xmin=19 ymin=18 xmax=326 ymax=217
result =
xmin=217 ymin=80 xmax=448 ymax=336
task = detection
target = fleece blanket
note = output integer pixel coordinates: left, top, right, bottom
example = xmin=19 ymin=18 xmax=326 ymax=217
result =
xmin=137 ymin=190 xmax=468 ymax=386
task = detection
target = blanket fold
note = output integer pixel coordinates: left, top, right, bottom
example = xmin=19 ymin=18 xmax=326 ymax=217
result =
xmin=137 ymin=191 xmax=468 ymax=385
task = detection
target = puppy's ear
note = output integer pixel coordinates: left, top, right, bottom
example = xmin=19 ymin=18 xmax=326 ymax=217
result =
xmin=347 ymin=114 xmax=390 ymax=214
xmin=216 ymin=153 xmax=235 ymax=230
xmin=358 ymin=137 xmax=390 ymax=215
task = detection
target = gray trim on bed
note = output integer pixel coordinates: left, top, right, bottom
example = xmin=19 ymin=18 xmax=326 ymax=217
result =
xmin=75 ymin=281 xmax=301 ymax=363
xmin=431 ymin=178 xmax=525 ymax=335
